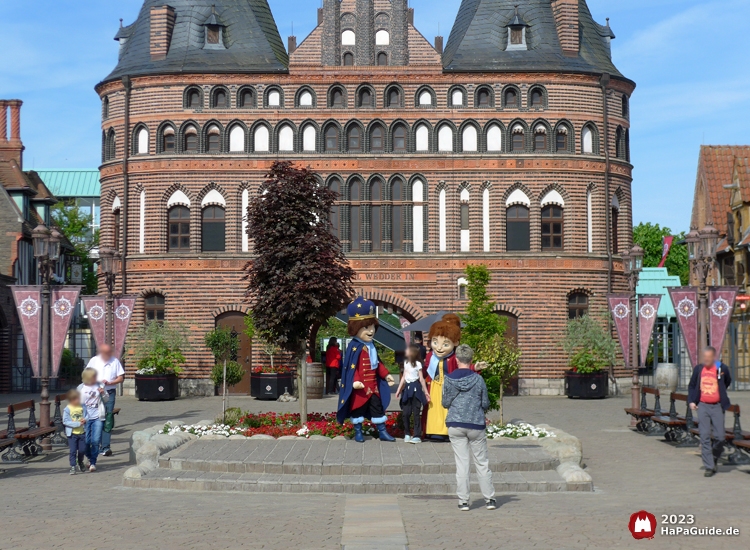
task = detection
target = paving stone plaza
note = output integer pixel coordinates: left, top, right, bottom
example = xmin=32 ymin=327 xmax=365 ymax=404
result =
xmin=1 ymin=392 xmax=748 ymax=549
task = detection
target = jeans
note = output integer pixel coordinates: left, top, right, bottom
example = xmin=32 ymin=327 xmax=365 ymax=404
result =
xmin=401 ymin=397 xmax=422 ymax=438
xmin=100 ymin=389 xmax=116 ymax=451
xmin=448 ymin=427 xmax=495 ymax=503
xmin=698 ymin=402 xmax=725 ymax=470
xmin=85 ymin=419 xmax=103 ymax=465
xmin=68 ymin=433 xmax=85 ymax=467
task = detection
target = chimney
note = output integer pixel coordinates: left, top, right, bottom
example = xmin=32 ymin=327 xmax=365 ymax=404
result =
xmin=551 ymin=0 xmax=580 ymax=56
xmin=9 ymin=100 xmax=21 ymax=143
xmin=0 ymin=100 xmax=24 ymax=167
xmin=434 ymin=35 xmax=443 ymax=54
xmin=408 ymin=8 xmax=414 ymax=25
xmin=288 ymin=35 xmax=297 ymax=54
xmin=0 ymin=101 xmax=7 ymax=142
xmin=150 ymin=5 xmax=176 ymax=61
xmin=318 ymin=8 xmax=323 ymax=26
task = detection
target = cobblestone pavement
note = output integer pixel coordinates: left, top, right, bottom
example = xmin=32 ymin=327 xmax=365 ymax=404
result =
xmin=1 ymin=392 xmax=749 ymax=549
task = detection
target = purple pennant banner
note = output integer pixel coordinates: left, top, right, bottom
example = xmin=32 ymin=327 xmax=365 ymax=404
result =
xmin=113 ymin=296 xmax=137 ymax=361
xmin=668 ymin=287 xmax=700 ymax=368
xmin=709 ymin=287 xmax=739 ymax=360
xmin=50 ymin=286 xmax=81 ymax=377
xmin=637 ymin=295 xmax=662 ymax=367
xmin=608 ymin=294 xmax=632 ymax=368
xmin=11 ymin=287 xmax=43 ymax=377
xmin=81 ymin=296 xmax=107 ymax=352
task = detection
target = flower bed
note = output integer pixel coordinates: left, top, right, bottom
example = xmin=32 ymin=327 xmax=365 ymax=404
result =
xmin=251 ymin=365 xmax=294 ymax=374
xmin=486 ymin=422 xmax=555 ymax=440
xmin=163 ymin=422 xmax=245 ymax=437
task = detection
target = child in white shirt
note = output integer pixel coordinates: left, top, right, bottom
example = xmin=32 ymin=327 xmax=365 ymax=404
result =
xmin=395 ymin=345 xmax=430 ymax=443
xmin=77 ymin=367 xmax=108 ymax=472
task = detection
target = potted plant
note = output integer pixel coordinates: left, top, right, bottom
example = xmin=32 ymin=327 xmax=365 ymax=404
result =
xmin=205 ymin=326 xmax=245 ymax=421
xmin=476 ymin=334 xmax=522 ymax=424
xmin=561 ymin=316 xmax=616 ymax=399
xmin=251 ymin=365 xmax=295 ymax=400
xmin=132 ymin=321 xmax=189 ymax=401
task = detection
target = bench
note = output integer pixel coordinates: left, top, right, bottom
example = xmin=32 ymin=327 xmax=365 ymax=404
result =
xmin=652 ymin=393 xmax=695 ymax=443
xmin=689 ymin=404 xmax=750 ymax=466
xmin=1 ymin=401 xmax=55 ymax=462
xmin=625 ymin=386 xmax=662 ymax=433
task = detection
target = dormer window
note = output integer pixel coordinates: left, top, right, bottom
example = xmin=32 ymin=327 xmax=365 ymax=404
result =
xmin=506 ymin=7 xmax=528 ymax=51
xmin=203 ymin=7 xmax=226 ymax=50
xmin=207 ymin=26 xmax=220 ymax=44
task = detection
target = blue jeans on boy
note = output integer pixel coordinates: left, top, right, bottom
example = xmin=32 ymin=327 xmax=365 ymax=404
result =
xmin=85 ymin=419 xmax=103 ymax=465
xmin=68 ymin=433 xmax=85 ymax=467
xmin=100 ymin=389 xmax=116 ymax=453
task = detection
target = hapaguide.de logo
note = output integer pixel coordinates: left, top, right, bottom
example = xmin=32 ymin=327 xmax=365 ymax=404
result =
xmin=628 ymin=510 xmax=657 ymax=540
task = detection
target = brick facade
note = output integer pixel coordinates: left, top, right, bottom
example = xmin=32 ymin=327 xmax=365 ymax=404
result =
xmin=98 ymin=0 xmax=634 ymax=396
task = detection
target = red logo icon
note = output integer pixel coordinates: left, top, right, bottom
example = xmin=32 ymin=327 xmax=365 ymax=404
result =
xmin=628 ymin=510 xmax=657 ymax=540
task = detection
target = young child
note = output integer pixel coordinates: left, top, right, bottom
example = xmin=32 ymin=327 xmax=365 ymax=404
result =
xmin=62 ymin=389 xmax=87 ymax=475
xmin=395 ymin=345 xmax=430 ymax=443
xmin=78 ymin=367 xmax=108 ymax=472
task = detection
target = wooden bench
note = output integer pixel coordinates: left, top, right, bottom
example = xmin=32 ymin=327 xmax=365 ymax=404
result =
xmin=625 ymin=387 xmax=662 ymax=433
xmin=652 ymin=393 xmax=695 ymax=443
xmin=689 ymin=404 xmax=750 ymax=466
xmin=5 ymin=401 xmax=56 ymax=460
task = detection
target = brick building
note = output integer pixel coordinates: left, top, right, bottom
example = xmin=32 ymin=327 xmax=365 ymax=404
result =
xmin=97 ymin=0 xmax=635 ymax=397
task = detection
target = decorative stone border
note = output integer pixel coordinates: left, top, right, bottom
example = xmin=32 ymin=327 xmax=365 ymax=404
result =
xmin=507 ymin=423 xmax=591 ymax=484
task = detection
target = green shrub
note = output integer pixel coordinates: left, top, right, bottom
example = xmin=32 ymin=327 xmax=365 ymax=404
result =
xmin=561 ymin=315 xmax=618 ymax=373
xmin=210 ymin=360 xmax=245 ymax=388
xmin=216 ymin=407 xmax=244 ymax=427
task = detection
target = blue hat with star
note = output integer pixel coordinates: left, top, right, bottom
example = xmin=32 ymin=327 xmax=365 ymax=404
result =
xmin=347 ymin=297 xmax=376 ymax=320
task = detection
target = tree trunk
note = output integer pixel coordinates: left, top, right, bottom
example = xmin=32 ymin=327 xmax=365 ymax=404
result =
xmin=298 ymin=339 xmax=308 ymax=425
xmin=222 ymin=359 xmax=227 ymax=424
xmin=498 ymin=394 xmax=503 ymax=426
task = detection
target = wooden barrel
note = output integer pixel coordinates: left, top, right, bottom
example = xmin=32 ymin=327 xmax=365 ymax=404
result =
xmin=306 ymin=362 xmax=324 ymax=400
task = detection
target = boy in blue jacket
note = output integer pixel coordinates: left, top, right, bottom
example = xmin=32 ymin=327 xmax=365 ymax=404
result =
xmin=62 ymin=389 xmax=87 ymax=475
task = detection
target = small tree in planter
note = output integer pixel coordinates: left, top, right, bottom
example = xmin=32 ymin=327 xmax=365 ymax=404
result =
xmin=476 ymin=334 xmax=521 ymax=424
xmin=131 ymin=321 xmax=190 ymax=400
xmin=205 ymin=326 xmax=244 ymax=422
xmin=561 ymin=316 xmax=618 ymax=399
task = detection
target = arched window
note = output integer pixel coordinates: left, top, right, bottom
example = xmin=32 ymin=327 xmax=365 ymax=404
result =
xmin=458 ymin=277 xmax=468 ymax=301
xmin=533 ymin=127 xmax=547 ymax=152
xmin=299 ymin=90 xmax=313 ymax=107
xmin=168 ymin=206 xmax=190 ymax=251
xmin=278 ymin=125 xmax=294 ymax=152
xmin=113 ymin=209 xmax=121 ymax=250
xmin=462 ymin=126 xmax=478 ymax=152
xmin=144 ymin=294 xmax=165 ymax=323
xmin=359 ymin=88 xmax=373 ymax=108
xmin=350 ymin=180 xmax=362 ymax=251
xmin=582 ymin=125 xmax=594 ymax=154
xmin=387 ymin=88 xmax=401 ymax=107
xmin=451 ymin=89 xmax=464 ymax=107
xmin=376 ymin=30 xmax=390 ymax=45
xmin=213 ymin=89 xmax=227 ymax=108
xmin=239 ymin=89 xmax=254 ymax=108
xmin=460 ymin=188 xmax=470 ymax=252
xmin=587 ymin=189 xmax=593 ymax=253
xmin=103 ymin=97 xmax=109 ymax=119
xmin=392 ymin=179 xmax=404 ymax=252
xmin=254 ymin=125 xmax=270 ymax=152
xmin=541 ymin=205 xmax=564 ymax=251
xmin=331 ymin=88 xmax=344 ymax=108
xmin=504 ymin=88 xmax=518 ymax=108
xmin=438 ymin=126 xmax=453 ymax=152
xmin=229 ymin=126 xmax=245 ymax=152
xmin=162 ymin=127 xmax=175 ymax=153
xmin=412 ymin=179 xmax=425 ymax=253
xmin=530 ymin=89 xmax=544 ymax=108
xmin=611 ymin=195 xmax=620 ymax=254
xmin=370 ymin=180 xmax=383 ymax=251
xmin=370 ymin=125 xmax=384 ymax=152
xmin=392 ymin=125 xmax=407 ymax=153
xmin=187 ymin=89 xmax=202 ymax=109
xmin=476 ymin=88 xmax=491 ymax=108
xmin=137 ymin=127 xmax=149 ymax=155
xmin=329 ymin=179 xmax=341 ymax=238
xmin=325 ymin=126 xmax=339 ymax=152
xmin=511 ymin=126 xmax=525 ymax=152
xmin=439 ymin=188 xmax=447 ymax=251
xmin=616 ymin=127 xmax=626 ymax=160
xmin=184 ymin=127 xmax=198 ymax=152
xmin=267 ymin=89 xmax=281 ymax=107
xmin=568 ymin=293 xmax=588 ymax=319
xmin=556 ymin=128 xmax=568 ymax=152
xmin=487 ymin=124 xmax=502 ymax=152
xmin=206 ymin=126 xmax=221 ymax=153
xmin=418 ymin=90 xmax=433 ymax=106
xmin=343 ymin=52 xmax=354 ymax=66
xmin=377 ymin=52 xmax=388 ymax=66
xmin=506 ymin=205 xmax=530 ymax=251
xmin=106 ymin=130 xmax=116 ymax=160
xmin=302 ymin=125 xmax=317 ymax=152
xmin=622 ymin=95 xmax=629 ymax=117
xmin=342 ymin=30 xmax=356 ymax=45
xmin=415 ymin=124 xmax=429 ymax=152
xmin=202 ymin=206 xmax=225 ymax=252
xmin=482 ymin=188 xmax=490 ymax=252
xmin=347 ymin=126 xmax=362 ymax=152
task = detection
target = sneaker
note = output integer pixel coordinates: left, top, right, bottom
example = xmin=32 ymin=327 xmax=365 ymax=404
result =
xmin=704 ymin=468 xmax=716 ymax=477
xmin=102 ymin=449 xmax=113 ymax=457
xmin=486 ymin=499 xmax=497 ymax=510
xmin=89 ymin=465 xmax=97 ymax=473
xmin=69 ymin=467 xmax=76 ymax=475
xmin=411 ymin=437 xmax=422 ymax=444
xmin=458 ymin=502 xmax=470 ymax=512
xmin=404 ymin=435 xmax=412 ymax=443
xmin=78 ymin=463 xmax=86 ymax=472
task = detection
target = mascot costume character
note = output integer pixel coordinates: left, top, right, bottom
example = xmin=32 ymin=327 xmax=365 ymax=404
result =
xmin=337 ymin=297 xmax=396 ymax=443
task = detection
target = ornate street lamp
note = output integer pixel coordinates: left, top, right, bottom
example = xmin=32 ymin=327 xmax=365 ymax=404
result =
xmin=694 ymin=223 xmax=719 ymax=348
xmin=686 ymin=227 xmax=700 ymax=264
xmin=32 ymin=224 xmax=51 ymax=259
xmin=97 ymin=246 xmax=119 ymax=345
xmin=627 ymin=244 xmax=645 ymax=416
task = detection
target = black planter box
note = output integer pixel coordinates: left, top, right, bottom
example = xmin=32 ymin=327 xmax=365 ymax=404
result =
xmin=135 ymin=373 xmax=179 ymax=401
xmin=251 ymin=373 xmax=294 ymax=400
xmin=564 ymin=370 xmax=608 ymax=399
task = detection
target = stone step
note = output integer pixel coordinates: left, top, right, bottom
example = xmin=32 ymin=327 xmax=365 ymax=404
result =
xmin=125 ymin=468 xmax=593 ymax=494
xmin=158 ymin=439 xmax=560 ymax=476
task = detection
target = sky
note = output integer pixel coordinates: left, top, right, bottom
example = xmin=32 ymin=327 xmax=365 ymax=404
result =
xmin=1 ymin=0 xmax=748 ymax=233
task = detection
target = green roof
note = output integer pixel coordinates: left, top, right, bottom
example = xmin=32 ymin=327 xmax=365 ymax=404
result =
xmin=636 ymin=268 xmax=682 ymax=318
xmin=35 ymin=170 xmax=100 ymax=198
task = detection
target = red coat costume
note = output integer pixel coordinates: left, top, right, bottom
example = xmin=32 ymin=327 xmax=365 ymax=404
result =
xmin=350 ymin=348 xmax=391 ymax=411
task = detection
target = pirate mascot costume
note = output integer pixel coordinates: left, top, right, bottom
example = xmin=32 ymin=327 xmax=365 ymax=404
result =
xmin=337 ymin=297 xmax=396 ymax=443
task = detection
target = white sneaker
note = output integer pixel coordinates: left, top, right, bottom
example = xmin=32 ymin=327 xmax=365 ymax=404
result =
xmin=404 ymin=435 xmax=412 ymax=443
xmin=458 ymin=502 xmax=470 ymax=511
xmin=89 ymin=464 xmax=96 ymax=473
xmin=411 ymin=437 xmax=422 ymax=444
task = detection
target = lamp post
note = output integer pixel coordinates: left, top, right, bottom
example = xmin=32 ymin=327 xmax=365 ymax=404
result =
xmin=624 ymin=244 xmax=644 ymax=414
xmin=31 ymin=224 xmax=62 ymax=434
xmin=98 ymin=246 xmax=121 ymax=346
xmin=688 ymin=224 xmax=718 ymax=349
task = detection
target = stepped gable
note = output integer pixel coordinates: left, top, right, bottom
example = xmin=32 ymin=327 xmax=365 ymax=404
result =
xmin=101 ymin=0 xmax=288 ymax=84
xmin=443 ymin=0 xmax=623 ymax=77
